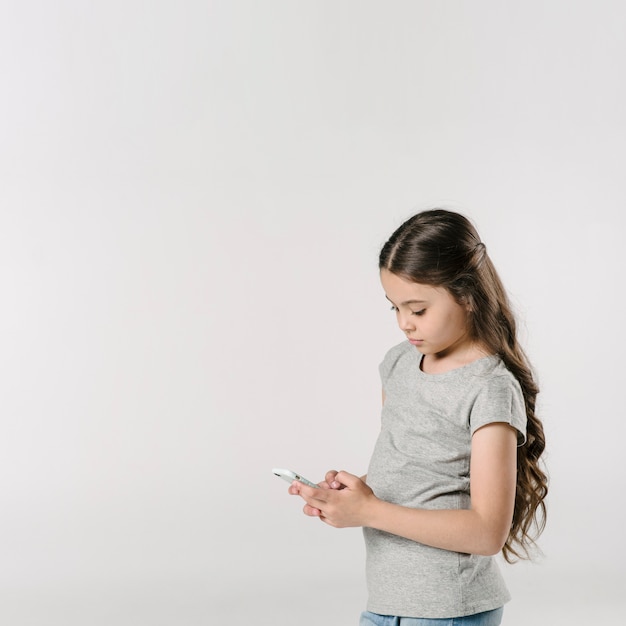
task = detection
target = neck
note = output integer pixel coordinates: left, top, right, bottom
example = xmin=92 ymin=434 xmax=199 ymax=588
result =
xmin=421 ymin=343 xmax=491 ymax=374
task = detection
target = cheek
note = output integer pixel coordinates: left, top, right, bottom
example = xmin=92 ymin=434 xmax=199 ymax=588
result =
xmin=448 ymin=311 xmax=470 ymax=336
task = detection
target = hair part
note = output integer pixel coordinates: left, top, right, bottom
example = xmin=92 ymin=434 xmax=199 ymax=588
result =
xmin=379 ymin=209 xmax=548 ymax=562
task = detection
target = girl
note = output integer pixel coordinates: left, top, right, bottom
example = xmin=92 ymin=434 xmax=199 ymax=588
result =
xmin=288 ymin=209 xmax=548 ymax=625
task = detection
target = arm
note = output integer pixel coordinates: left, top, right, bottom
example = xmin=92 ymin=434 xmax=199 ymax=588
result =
xmin=292 ymin=422 xmax=517 ymax=556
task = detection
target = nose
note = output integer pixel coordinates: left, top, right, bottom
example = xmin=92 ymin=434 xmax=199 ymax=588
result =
xmin=397 ymin=311 xmax=415 ymax=332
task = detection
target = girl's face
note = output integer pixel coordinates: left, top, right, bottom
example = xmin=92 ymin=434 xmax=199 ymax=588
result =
xmin=380 ymin=269 xmax=474 ymax=362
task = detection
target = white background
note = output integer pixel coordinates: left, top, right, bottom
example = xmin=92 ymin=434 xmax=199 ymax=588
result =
xmin=1 ymin=1 xmax=624 ymax=624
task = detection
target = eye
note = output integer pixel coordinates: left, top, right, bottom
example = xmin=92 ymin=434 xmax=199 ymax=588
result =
xmin=411 ymin=309 xmax=426 ymax=316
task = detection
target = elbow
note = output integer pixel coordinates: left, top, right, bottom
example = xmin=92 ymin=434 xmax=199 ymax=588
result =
xmin=476 ymin=542 xmax=504 ymax=557
xmin=474 ymin=526 xmax=509 ymax=557
xmin=468 ymin=507 xmax=512 ymax=556
xmin=474 ymin=539 xmax=505 ymax=557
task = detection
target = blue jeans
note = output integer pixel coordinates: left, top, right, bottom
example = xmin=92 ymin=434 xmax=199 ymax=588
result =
xmin=359 ymin=607 xmax=503 ymax=626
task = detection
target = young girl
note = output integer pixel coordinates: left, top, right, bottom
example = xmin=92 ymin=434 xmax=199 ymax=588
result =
xmin=288 ymin=209 xmax=548 ymax=625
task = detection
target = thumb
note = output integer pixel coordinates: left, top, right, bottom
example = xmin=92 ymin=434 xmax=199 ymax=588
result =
xmin=334 ymin=471 xmax=361 ymax=489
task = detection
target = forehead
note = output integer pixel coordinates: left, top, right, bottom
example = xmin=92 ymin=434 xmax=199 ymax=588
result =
xmin=380 ymin=269 xmax=449 ymax=303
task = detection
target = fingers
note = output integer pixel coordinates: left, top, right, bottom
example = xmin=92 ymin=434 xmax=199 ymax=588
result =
xmin=288 ymin=470 xmax=364 ymax=525
xmin=325 ymin=469 xmax=339 ymax=487
xmin=324 ymin=469 xmax=352 ymax=490
xmin=288 ymin=469 xmax=343 ymax=495
xmin=303 ymin=504 xmax=322 ymax=517
xmin=334 ymin=470 xmax=360 ymax=488
xmin=296 ymin=482 xmax=326 ymax=502
xmin=286 ymin=482 xmax=323 ymax=517
xmin=298 ymin=487 xmax=326 ymax=518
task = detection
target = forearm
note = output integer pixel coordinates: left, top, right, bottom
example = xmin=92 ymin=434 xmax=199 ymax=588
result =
xmin=364 ymin=499 xmax=508 ymax=556
xmin=364 ymin=425 xmax=517 ymax=556
xmin=294 ymin=428 xmax=516 ymax=556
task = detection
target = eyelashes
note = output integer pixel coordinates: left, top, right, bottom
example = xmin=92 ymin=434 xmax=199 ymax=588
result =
xmin=389 ymin=305 xmax=425 ymax=316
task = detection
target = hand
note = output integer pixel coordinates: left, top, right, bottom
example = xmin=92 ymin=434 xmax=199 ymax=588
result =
xmin=289 ymin=471 xmax=377 ymax=528
xmin=288 ymin=469 xmax=343 ymax=516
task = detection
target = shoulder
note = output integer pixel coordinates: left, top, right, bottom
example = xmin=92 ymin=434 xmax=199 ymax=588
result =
xmin=382 ymin=340 xmax=414 ymax=363
xmin=470 ymin=358 xmax=527 ymax=443
xmin=379 ymin=340 xmax=415 ymax=384
xmin=477 ymin=358 xmax=523 ymax=398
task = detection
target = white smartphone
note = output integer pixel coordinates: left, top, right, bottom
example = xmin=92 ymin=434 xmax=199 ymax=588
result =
xmin=272 ymin=468 xmax=319 ymax=488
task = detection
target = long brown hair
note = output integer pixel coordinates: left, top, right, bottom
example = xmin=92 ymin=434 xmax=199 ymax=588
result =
xmin=379 ymin=209 xmax=547 ymax=562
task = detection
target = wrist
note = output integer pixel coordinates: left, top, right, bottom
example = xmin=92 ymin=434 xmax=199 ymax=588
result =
xmin=362 ymin=493 xmax=384 ymax=529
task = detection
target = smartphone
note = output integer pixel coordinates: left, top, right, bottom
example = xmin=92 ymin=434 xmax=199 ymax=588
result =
xmin=272 ymin=468 xmax=319 ymax=488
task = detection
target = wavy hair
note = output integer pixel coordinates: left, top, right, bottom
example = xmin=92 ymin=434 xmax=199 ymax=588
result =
xmin=379 ymin=209 xmax=547 ymax=562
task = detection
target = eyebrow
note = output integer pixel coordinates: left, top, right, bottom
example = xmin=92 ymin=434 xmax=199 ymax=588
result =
xmin=385 ymin=295 xmax=427 ymax=306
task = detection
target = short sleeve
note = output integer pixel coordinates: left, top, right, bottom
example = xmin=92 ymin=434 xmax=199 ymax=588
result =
xmin=470 ymin=375 xmax=527 ymax=445
xmin=379 ymin=353 xmax=393 ymax=387
xmin=379 ymin=341 xmax=411 ymax=388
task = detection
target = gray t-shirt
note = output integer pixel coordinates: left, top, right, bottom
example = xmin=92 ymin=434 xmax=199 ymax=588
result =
xmin=363 ymin=340 xmax=527 ymax=618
